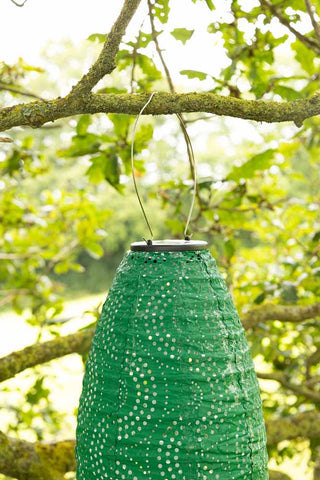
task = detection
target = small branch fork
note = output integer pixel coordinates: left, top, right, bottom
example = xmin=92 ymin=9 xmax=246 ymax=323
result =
xmin=1 ymin=91 xmax=320 ymax=132
xmin=304 ymin=0 xmax=320 ymax=46
xmin=260 ymin=0 xmax=320 ymax=55
xmin=1 ymin=0 xmax=320 ymax=134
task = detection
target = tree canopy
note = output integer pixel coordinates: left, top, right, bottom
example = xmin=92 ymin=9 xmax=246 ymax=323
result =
xmin=0 ymin=0 xmax=320 ymax=479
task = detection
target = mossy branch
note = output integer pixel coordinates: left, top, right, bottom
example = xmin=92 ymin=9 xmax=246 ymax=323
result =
xmin=242 ymin=302 xmax=320 ymax=330
xmin=0 ymin=328 xmax=95 ymax=382
xmin=0 ymin=431 xmax=75 ymax=480
xmin=266 ymin=410 xmax=320 ymax=445
xmin=1 ymin=91 xmax=320 ymax=133
xmin=269 ymin=471 xmax=293 ymax=480
xmin=1 ymin=0 xmax=319 ymax=135
xmin=257 ymin=371 xmax=320 ymax=402
xmin=69 ymin=0 xmax=142 ymax=97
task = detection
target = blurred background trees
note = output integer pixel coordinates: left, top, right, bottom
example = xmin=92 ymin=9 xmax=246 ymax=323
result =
xmin=0 ymin=0 xmax=319 ymax=478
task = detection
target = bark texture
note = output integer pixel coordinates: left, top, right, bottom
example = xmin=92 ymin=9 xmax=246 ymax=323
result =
xmin=1 ymin=91 xmax=320 ymax=132
xmin=242 ymin=302 xmax=320 ymax=329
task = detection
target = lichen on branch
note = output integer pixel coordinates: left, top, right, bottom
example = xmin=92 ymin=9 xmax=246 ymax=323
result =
xmin=0 ymin=328 xmax=94 ymax=382
xmin=242 ymin=302 xmax=320 ymax=329
xmin=1 ymin=91 xmax=320 ymax=133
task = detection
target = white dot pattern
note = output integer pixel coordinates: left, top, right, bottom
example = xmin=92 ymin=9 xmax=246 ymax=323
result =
xmin=76 ymin=250 xmax=268 ymax=479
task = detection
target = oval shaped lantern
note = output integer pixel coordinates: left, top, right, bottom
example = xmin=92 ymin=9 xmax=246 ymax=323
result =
xmin=76 ymin=239 xmax=269 ymax=480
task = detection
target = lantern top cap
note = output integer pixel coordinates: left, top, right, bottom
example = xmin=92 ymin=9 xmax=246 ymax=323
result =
xmin=130 ymin=239 xmax=208 ymax=252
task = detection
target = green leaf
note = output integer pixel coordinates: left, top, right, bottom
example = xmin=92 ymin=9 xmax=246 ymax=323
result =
xmin=136 ymin=54 xmax=162 ymax=81
xmin=97 ymin=86 xmax=127 ymax=94
xmin=273 ymin=85 xmax=304 ymax=101
xmin=26 ymin=377 xmax=49 ymax=405
xmin=253 ymin=292 xmax=267 ymax=305
xmin=192 ymin=0 xmax=215 ymax=8
xmin=292 ymin=40 xmax=316 ymax=75
xmin=86 ymin=152 xmax=124 ymax=192
xmin=170 ymin=28 xmax=194 ymax=45
xmin=180 ymin=69 xmax=207 ymax=80
xmin=87 ymin=33 xmax=106 ymax=43
xmin=76 ymin=115 xmax=91 ymax=136
xmin=59 ymin=134 xmax=101 ymax=157
xmin=21 ymin=136 xmax=34 ymax=149
xmin=280 ymin=282 xmax=298 ymax=303
xmin=84 ymin=241 xmax=104 ymax=259
xmin=54 ymin=261 xmax=70 ymax=275
xmin=139 ymin=32 xmax=154 ymax=48
xmin=134 ymin=124 xmax=153 ymax=151
xmin=103 ymin=153 xmax=121 ymax=189
xmin=204 ymin=0 xmax=215 ymax=9
xmin=108 ymin=114 xmax=132 ymax=138
xmin=227 ymin=149 xmax=276 ymax=182
xmin=153 ymin=0 xmax=170 ymax=24
xmin=166 ymin=218 xmax=184 ymax=235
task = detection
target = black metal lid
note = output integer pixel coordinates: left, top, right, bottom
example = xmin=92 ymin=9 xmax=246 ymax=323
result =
xmin=130 ymin=239 xmax=208 ymax=252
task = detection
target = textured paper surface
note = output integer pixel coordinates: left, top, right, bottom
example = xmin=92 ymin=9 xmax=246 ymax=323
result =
xmin=76 ymin=249 xmax=268 ymax=479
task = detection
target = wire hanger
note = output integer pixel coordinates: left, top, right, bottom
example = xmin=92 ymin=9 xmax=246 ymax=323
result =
xmin=131 ymin=92 xmax=198 ymax=243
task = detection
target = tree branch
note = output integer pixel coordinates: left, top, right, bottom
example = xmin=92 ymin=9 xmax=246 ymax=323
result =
xmin=269 ymin=472 xmax=293 ymax=480
xmin=0 ymin=328 xmax=94 ymax=382
xmin=0 ymin=83 xmax=43 ymax=100
xmin=242 ymin=302 xmax=320 ymax=329
xmin=257 ymin=371 xmax=320 ymax=402
xmin=69 ymin=0 xmax=142 ymax=98
xmin=0 ymin=431 xmax=75 ymax=480
xmin=1 ymin=91 xmax=320 ymax=133
xmin=304 ymin=0 xmax=320 ymax=46
xmin=306 ymin=344 xmax=320 ymax=370
xmin=266 ymin=410 xmax=320 ymax=445
xmin=260 ymin=0 xmax=320 ymax=55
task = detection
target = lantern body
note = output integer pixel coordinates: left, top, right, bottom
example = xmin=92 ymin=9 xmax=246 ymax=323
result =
xmin=76 ymin=249 xmax=268 ymax=480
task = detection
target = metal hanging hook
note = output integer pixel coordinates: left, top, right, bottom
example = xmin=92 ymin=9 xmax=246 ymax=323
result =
xmin=131 ymin=92 xmax=198 ymax=242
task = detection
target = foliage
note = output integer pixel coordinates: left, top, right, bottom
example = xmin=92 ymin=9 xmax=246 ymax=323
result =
xmin=0 ymin=0 xmax=320 ymax=479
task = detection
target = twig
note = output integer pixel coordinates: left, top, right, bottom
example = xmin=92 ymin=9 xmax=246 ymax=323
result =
xmin=44 ymin=239 xmax=79 ymax=273
xmin=1 ymin=91 xmax=320 ymax=133
xmin=260 ymin=0 xmax=320 ymax=55
xmin=257 ymin=371 xmax=320 ymax=402
xmin=0 ymin=83 xmax=43 ymax=100
xmin=304 ymin=0 xmax=320 ymax=46
xmin=147 ymin=0 xmax=205 ymax=216
xmin=266 ymin=410 xmax=320 ymax=444
xmin=69 ymin=0 xmax=142 ymax=98
xmin=242 ymin=302 xmax=320 ymax=329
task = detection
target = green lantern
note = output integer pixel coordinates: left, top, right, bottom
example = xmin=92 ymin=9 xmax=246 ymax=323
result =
xmin=76 ymin=240 xmax=268 ymax=480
